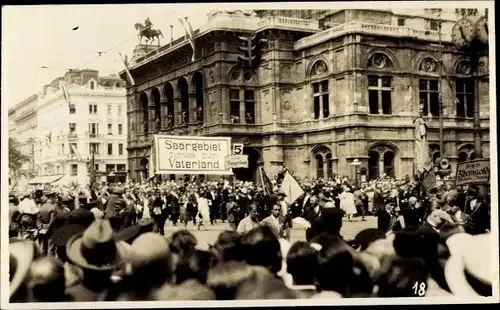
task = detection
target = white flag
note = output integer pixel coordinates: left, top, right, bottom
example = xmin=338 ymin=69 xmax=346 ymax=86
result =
xmin=281 ymin=169 xmax=304 ymax=205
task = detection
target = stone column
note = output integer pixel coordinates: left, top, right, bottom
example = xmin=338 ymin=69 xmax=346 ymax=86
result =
xmin=148 ymin=94 xmax=156 ymax=133
xmin=220 ymin=86 xmax=230 ymax=123
xmin=160 ymin=92 xmax=168 ymax=131
xmin=173 ymin=86 xmax=182 ymax=127
xmin=189 ymin=91 xmax=197 ymax=124
xmin=323 ymin=156 xmax=328 ymax=178
xmin=379 ymin=154 xmax=385 ymax=177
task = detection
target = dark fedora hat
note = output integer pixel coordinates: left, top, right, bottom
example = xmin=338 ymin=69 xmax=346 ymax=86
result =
xmin=66 ymin=219 xmax=126 ymax=271
xmin=116 ymin=225 xmax=141 ymax=244
xmin=50 ymin=224 xmax=86 ymax=247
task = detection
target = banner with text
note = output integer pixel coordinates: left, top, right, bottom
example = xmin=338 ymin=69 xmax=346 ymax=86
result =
xmin=154 ymin=135 xmax=232 ymax=175
xmin=455 ymin=159 xmax=490 ymax=186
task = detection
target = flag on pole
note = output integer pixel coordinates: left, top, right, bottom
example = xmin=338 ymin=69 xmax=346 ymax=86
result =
xmin=70 ymin=143 xmax=82 ymax=161
xmin=281 ymin=169 xmax=305 ymax=205
xmin=177 ymin=17 xmax=196 ymax=62
xmin=258 ymin=166 xmax=273 ymax=197
xmin=61 ymin=84 xmax=71 ymax=112
xmin=118 ymin=53 xmax=136 ymax=86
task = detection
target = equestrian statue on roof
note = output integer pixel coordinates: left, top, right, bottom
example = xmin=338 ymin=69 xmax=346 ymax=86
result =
xmin=134 ymin=17 xmax=163 ymax=46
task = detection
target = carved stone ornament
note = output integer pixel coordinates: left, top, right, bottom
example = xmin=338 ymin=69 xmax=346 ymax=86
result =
xmin=312 ymin=60 xmax=327 ymax=75
xmin=284 ymin=101 xmax=291 ymax=110
xmin=242 ymin=137 xmax=250 ymax=144
xmin=243 ymin=71 xmax=253 ymax=82
xmin=209 ymin=70 xmax=216 ymax=84
xmin=371 ymin=54 xmax=387 ymax=69
xmin=265 ymin=102 xmax=270 ymax=111
xmin=231 ymin=71 xmax=240 ymax=81
xmin=456 ymin=61 xmax=472 ymax=75
xmin=420 ymin=58 xmax=437 ymax=72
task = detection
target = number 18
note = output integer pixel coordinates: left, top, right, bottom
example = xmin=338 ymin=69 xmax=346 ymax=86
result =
xmin=412 ymin=282 xmax=426 ymax=296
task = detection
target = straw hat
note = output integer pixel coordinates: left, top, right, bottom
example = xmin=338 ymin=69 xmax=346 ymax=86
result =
xmin=9 ymin=239 xmax=41 ymax=299
xmin=444 ymin=233 xmax=493 ymax=296
xmin=66 ymin=219 xmax=127 ymax=271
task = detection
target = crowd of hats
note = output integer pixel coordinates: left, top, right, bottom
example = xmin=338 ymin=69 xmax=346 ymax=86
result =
xmin=9 ymin=216 xmax=493 ymax=302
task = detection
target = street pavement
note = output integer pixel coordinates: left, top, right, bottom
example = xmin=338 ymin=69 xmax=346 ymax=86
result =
xmin=162 ymin=215 xmax=377 ymax=245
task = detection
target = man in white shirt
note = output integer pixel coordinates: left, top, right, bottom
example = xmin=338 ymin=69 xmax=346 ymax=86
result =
xmin=19 ymin=192 xmax=39 ymax=235
xmin=237 ymin=204 xmax=260 ymax=234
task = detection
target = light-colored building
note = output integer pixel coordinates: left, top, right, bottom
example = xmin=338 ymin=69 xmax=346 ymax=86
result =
xmin=32 ymin=69 xmax=128 ymax=185
xmin=121 ymin=9 xmax=490 ymax=182
xmin=9 ymin=94 xmax=38 ymax=185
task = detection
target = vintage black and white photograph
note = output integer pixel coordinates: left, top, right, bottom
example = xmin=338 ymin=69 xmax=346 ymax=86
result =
xmin=1 ymin=2 xmax=498 ymax=307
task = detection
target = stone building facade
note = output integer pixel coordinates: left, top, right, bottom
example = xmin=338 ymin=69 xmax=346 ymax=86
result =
xmin=122 ymin=9 xmax=490 ymax=183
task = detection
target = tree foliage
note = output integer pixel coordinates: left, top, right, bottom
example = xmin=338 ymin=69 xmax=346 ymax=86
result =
xmin=9 ymin=137 xmax=29 ymax=173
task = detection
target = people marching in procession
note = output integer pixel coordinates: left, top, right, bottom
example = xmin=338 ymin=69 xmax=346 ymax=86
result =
xmin=8 ymin=167 xmax=493 ymax=302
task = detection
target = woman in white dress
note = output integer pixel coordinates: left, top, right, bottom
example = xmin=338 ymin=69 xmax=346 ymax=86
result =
xmin=197 ymin=191 xmax=211 ymax=230
xmin=339 ymin=186 xmax=357 ymax=221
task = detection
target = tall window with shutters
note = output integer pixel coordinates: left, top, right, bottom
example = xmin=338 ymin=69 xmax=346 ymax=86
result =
xmin=312 ymin=80 xmax=329 ymax=119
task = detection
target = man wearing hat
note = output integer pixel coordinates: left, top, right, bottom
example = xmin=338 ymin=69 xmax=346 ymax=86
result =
xmin=464 ymin=186 xmax=490 ymax=235
xmin=36 ymin=193 xmax=58 ymax=255
xmin=105 ymin=187 xmax=127 ymax=231
xmin=65 ymin=219 xmax=127 ymax=301
xmin=18 ymin=191 xmax=39 ymax=237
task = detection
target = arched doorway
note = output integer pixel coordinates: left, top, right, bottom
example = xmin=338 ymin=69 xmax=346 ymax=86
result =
xmin=139 ymin=158 xmax=149 ymax=183
xmin=178 ymin=78 xmax=189 ymax=124
xmin=139 ymin=92 xmax=149 ymax=134
xmin=368 ymin=151 xmax=380 ymax=180
xmin=233 ymin=148 xmax=260 ymax=182
xmin=192 ymin=72 xmax=204 ymax=123
xmin=151 ymin=87 xmax=161 ymax=132
xmin=164 ymin=83 xmax=174 ymax=127
xmin=383 ymin=151 xmax=395 ymax=178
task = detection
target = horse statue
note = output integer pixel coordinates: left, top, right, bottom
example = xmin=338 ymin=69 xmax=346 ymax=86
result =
xmin=134 ymin=19 xmax=163 ymax=46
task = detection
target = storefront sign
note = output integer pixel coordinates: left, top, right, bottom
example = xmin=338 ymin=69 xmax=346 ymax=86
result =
xmin=154 ymin=135 xmax=232 ymax=175
xmin=225 ymin=155 xmax=249 ymax=169
xmin=455 ymin=160 xmax=490 ymax=186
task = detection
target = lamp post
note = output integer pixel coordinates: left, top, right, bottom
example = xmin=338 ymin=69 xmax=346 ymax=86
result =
xmin=351 ymin=158 xmax=361 ymax=187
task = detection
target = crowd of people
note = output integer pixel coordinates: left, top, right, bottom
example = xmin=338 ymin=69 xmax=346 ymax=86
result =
xmin=8 ymin=173 xmax=493 ymax=302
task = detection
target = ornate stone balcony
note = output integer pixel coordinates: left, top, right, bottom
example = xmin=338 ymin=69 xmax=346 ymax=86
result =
xmin=295 ymin=21 xmax=453 ymax=50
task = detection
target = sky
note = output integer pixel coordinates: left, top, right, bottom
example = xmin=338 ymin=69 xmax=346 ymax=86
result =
xmin=2 ymin=4 xmax=215 ymax=108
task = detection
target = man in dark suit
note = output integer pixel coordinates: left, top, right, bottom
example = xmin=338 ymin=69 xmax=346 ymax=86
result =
xmin=464 ymin=191 xmax=490 ymax=235
xmin=376 ymin=203 xmax=392 ymax=233
xmin=105 ymin=187 xmax=127 ymax=231
xmin=305 ymin=196 xmax=322 ymax=242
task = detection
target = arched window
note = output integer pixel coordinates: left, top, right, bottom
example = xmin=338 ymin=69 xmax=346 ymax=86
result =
xmin=458 ymin=152 xmax=468 ymax=163
xmin=383 ymin=151 xmax=395 ymax=178
xmin=90 ymin=81 xmax=95 ymax=90
xmin=326 ymin=153 xmax=333 ymax=179
xmin=151 ymin=88 xmax=161 ymax=132
xmin=315 ymin=154 xmax=324 ymax=179
xmin=432 ymin=151 xmax=441 ymax=163
xmin=469 ymin=152 xmax=478 ymax=160
xmin=368 ymin=151 xmax=380 ymax=180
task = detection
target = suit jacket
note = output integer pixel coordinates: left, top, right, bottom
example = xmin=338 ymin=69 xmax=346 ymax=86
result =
xmin=105 ymin=195 xmax=126 ymax=218
xmin=260 ymin=215 xmax=281 ymax=237
xmin=305 ymin=210 xmax=323 ymax=242
xmin=465 ymin=199 xmax=490 ymax=233
xmin=419 ymin=221 xmax=440 ymax=236
xmin=377 ymin=209 xmax=391 ymax=233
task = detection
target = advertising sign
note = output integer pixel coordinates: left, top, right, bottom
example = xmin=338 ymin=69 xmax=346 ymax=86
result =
xmin=225 ymin=155 xmax=249 ymax=169
xmin=455 ymin=159 xmax=490 ymax=186
xmin=154 ymin=135 xmax=232 ymax=175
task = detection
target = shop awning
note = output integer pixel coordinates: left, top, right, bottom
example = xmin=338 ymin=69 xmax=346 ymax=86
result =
xmin=28 ymin=174 xmax=65 ymax=185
